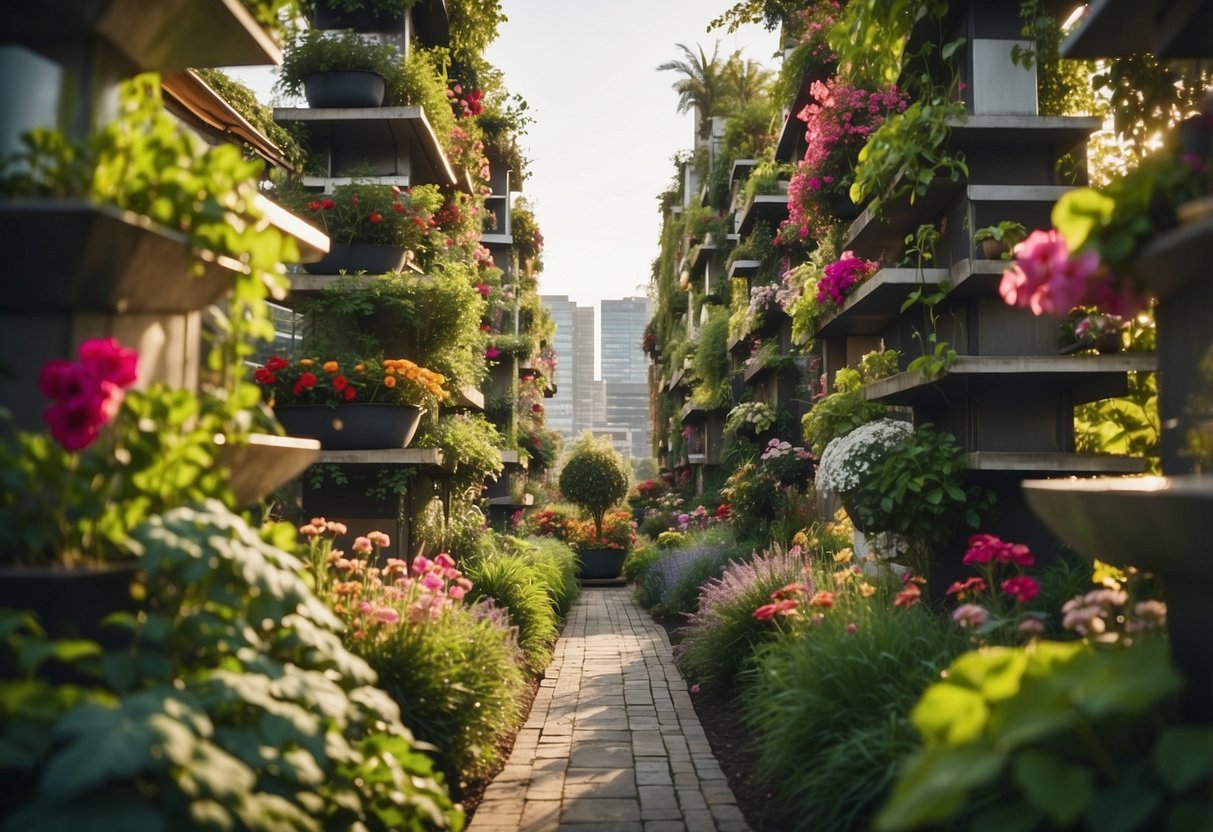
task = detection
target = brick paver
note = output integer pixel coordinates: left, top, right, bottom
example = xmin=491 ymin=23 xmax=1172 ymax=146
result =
xmin=468 ymin=587 xmax=751 ymax=832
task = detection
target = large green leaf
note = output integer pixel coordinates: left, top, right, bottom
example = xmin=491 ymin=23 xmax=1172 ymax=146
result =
xmin=875 ymin=744 xmax=1005 ymax=830
xmin=911 ymin=683 xmax=990 ymax=745
xmin=1013 ymin=749 xmax=1095 ymax=826
xmin=1153 ymin=727 xmax=1213 ymax=794
xmin=1052 ymin=187 xmax=1115 ymax=252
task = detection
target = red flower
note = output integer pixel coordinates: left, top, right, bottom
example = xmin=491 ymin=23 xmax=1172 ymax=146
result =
xmin=308 ymin=200 xmax=321 ymax=211
xmin=293 ymin=382 xmax=304 ymax=396
xmin=393 ymin=202 xmax=405 ymax=214
xmin=714 ymin=504 xmax=731 ymax=519
xmin=945 ymin=576 xmax=988 ymax=597
xmin=894 ymin=584 xmax=922 ymax=608
xmin=369 ymin=212 xmax=383 ymax=224
xmin=1002 ymin=576 xmax=1040 ymax=604
xmin=253 ymin=367 xmax=276 ymax=385
xmin=332 ymin=375 xmax=349 ymax=392
xmin=266 ymin=356 xmax=289 ymax=371
xmin=321 ymin=199 xmax=334 ymax=210
xmin=299 ymin=372 xmax=318 ymax=389
xmin=343 ymin=385 xmax=357 ymax=401
xmin=485 ymin=347 xmax=501 ymax=360
xmin=351 ymin=196 xmax=360 ymax=206
xmin=532 ymin=403 xmax=543 ymax=413
xmin=809 ymin=591 xmax=834 ymax=608
xmin=753 ymin=603 xmax=777 ymax=621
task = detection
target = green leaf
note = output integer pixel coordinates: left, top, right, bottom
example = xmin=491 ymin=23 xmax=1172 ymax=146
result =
xmin=1085 ymin=783 xmax=1162 ymax=832
xmin=17 ymin=637 xmax=101 ymax=675
xmin=1153 ymin=727 xmax=1213 ymax=793
xmin=1052 ymin=188 xmax=1115 ymax=252
xmin=875 ymin=744 xmax=1005 ymax=831
xmin=947 ymin=648 xmax=1030 ymax=701
xmin=1013 ymin=749 xmax=1094 ymax=825
xmin=911 ymin=683 xmax=990 ymax=745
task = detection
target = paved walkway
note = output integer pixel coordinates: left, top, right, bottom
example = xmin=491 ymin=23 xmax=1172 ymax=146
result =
xmin=468 ymin=587 xmax=750 ymax=832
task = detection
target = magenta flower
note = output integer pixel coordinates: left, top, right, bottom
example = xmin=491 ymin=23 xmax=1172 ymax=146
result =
xmin=38 ymin=338 xmax=138 ymax=451
xmin=1000 ymin=229 xmax=1101 ymax=317
xmin=1002 ymin=575 xmax=1041 ymax=604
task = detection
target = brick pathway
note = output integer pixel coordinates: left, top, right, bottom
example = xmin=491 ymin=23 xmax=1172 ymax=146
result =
xmin=467 ymin=587 xmax=750 ymax=832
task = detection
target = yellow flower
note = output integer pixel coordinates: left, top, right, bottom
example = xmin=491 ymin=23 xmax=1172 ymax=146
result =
xmin=859 ymin=582 xmax=877 ymax=597
xmin=383 ymin=375 xmax=397 ymax=388
xmin=323 ymin=361 xmax=339 ymax=373
xmin=354 ymin=362 xmax=366 ymax=373
xmin=833 ymin=568 xmax=852 ymax=584
xmin=300 ymin=358 xmax=314 ymax=366
xmin=833 ymin=548 xmax=854 ymax=564
xmin=791 ymin=531 xmax=808 ymax=547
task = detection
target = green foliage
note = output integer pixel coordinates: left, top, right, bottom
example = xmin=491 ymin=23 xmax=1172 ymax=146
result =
xmin=277 ymin=29 xmax=403 ymax=100
xmin=802 ymin=377 xmax=889 ymax=457
xmin=1093 ymin=54 xmax=1212 ymax=162
xmin=301 ymin=0 xmax=418 ymax=16
xmin=1075 ymin=317 xmax=1160 ymax=472
xmin=396 ymin=46 xmax=457 ymax=149
xmin=193 ymin=69 xmax=307 ymax=170
xmin=691 ymin=308 xmax=734 ymax=409
xmin=830 ymin=0 xmax=945 ymax=87
xmin=507 ymin=536 xmax=580 ymax=618
xmin=0 ymin=385 xmax=241 ymax=565
xmin=850 ymin=424 xmax=991 ymax=576
xmin=446 ymin=0 xmax=507 ymax=68
xmin=415 ymin=413 xmax=503 ymax=494
xmin=0 ymin=503 xmax=462 ymax=830
xmin=354 ymin=598 xmax=524 ymax=786
xmin=1011 ymin=3 xmax=1100 ymax=118
xmin=462 ymin=549 xmax=558 ymax=674
xmin=303 ymin=263 xmax=487 ymax=389
xmin=558 ymin=434 xmax=630 ymax=540
xmin=973 ymin=220 xmax=1028 ymax=246
xmin=876 ymin=638 xmax=1210 ymax=831
xmin=746 ymin=596 xmax=968 ymax=831
xmin=623 ymin=544 xmax=661 ymax=585
xmin=0 ymin=76 xmax=294 ymax=382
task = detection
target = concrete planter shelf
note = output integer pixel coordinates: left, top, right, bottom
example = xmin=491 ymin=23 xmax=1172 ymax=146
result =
xmin=736 ymin=194 xmax=789 ymax=237
xmin=815 ymin=267 xmax=948 ymax=338
xmin=216 ymin=433 xmax=321 ymax=507
xmin=727 ymin=259 xmax=761 ymax=280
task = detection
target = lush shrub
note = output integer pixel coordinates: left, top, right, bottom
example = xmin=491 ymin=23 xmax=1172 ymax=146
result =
xmin=623 ymin=544 xmax=661 ymax=586
xmin=558 ymin=434 xmax=630 ymax=540
xmin=507 ymin=536 xmax=580 ymax=618
xmin=745 ymin=585 xmax=969 ymax=830
xmin=646 ymin=527 xmax=744 ymax=619
xmin=677 ymin=544 xmax=812 ymax=696
xmin=0 ymin=503 xmax=461 ymax=830
xmin=463 ymin=551 xmax=558 ymax=673
xmin=305 ymin=529 xmax=523 ymax=788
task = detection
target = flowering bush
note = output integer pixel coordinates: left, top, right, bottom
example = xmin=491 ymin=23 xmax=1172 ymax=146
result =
xmin=628 ymin=478 xmax=668 ymax=509
xmin=943 ymin=533 xmax=1047 ymax=642
xmin=446 ymin=82 xmax=484 ymax=118
xmin=815 ymin=418 xmax=913 ymax=494
xmin=254 ymin=354 xmax=449 ymax=409
xmin=782 ymin=77 xmax=906 ymax=242
xmin=724 ymin=401 xmax=776 ymax=434
xmin=279 ymin=180 xmax=443 ymax=249
xmin=1 ymin=341 xmax=239 ymax=565
xmin=517 ymin=505 xmax=636 ymax=552
xmin=760 ymin=438 xmax=816 ymax=488
xmin=817 ymin=251 xmax=880 ymax=306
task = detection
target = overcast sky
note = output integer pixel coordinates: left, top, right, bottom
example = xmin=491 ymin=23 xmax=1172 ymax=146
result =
xmin=231 ymin=2 xmax=778 ymax=309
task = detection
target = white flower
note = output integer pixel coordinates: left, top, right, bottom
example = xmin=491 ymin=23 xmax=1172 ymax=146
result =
xmin=815 ymin=418 xmax=913 ymax=494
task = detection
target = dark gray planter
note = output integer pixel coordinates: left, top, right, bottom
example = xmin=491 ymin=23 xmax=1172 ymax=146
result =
xmin=302 ymin=242 xmax=408 ymax=275
xmin=274 ymin=403 xmax=423 ymax=450
xmin=0 ymin=562 xmax=139 ymax=647
xmin=577 ymin=548 xmax=626 ymax=580
xmin=312 ymin=3 xmax=404 ymax=32
xmin=303 ymin=70 xmax=386 ymax=109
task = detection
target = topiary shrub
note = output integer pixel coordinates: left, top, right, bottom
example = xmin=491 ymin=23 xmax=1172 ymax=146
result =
xmin=558 ymin=434 xmax=629 ymax=541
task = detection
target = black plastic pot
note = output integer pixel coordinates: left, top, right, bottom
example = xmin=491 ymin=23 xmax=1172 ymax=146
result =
xmin=274 ymin=403 xmax=423 ymax=450
xmin=302 ymin=242 xmax=409 ymax=275
xmin=577 ymin=548 xmax=625 ymax=580
xmin=303 ymin=70 xmax=386 ymax=109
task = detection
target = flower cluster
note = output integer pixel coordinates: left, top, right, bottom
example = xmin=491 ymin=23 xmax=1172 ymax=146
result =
xmin=783 ymin=78 xmax=906 ymax=242
xmin=724 ymin=401 xmax=776 ymax=434
xmin=1061 ymin=588 xmax=1167 ymax=644
xmin=815 ymin=418 xmax=913 ymax=494
xmin=447 ymin=83 xmax=484 ymax=118
xmin=37 ymin=338 xmax=138 ymax=451
xmin=747 ymin=283 xmax=782 ymax=316
xmin=254 ymin=355 xmax=449 ymax=408
xmin=628 ymin=478 xmax=668 ymax=510
xmin=944 ymin=534 xmax=1046 ymax=641
xmin=817 ymin=251 xmax=880 ymax=307
xmin=516 ymin=507 xmax=636 ymax=552
xmin=999 ymin=229 xmax=1148 ymax=318
xmin=301 ymin=519 xmax=474 ymax=633
xmin=288 ymin=181 xmax=443 ymax=250
xmin=675 ymin=504 xmax=730 ymax=532
xmin=787 ymin=0 xmax=841 ymax=65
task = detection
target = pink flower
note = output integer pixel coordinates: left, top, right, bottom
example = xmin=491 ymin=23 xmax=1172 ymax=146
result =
xmin=373 ymin=607 xmax=400 ymax=624
xmin=846 ymin=623 xmax=858 ymax=634
xmin=894 ymin=583 xmax=922 ymax=608
xmin=78 ymin=338 xmax=139 ymax=388
xmin=1018 ymin=618 xmax=1046 ymax=635
xmin=352 ymin=536 xmax=373 ymax=555
xmin=690 ymin=684 xmax=701 ymax=694
xmin=434 ymin=552 xmax=456 ymax=569
xmin=1000 ymin=230 xmax=1102 ymax=317
xmin=952 ymin=603 xmax=989 ymax=628
xmin=753 ymin=603 xmax=777 ymax=621
xmin=368 ymin=531 xmax=391 ymax=548
xmin=420 ymin=573 xmax=444 ymax=592
xmin=945 ymin=576 xmax=988 ymax=597
xmin=962 ymin=533 xmax=1002 ymax=565
xmin=411 ymin=555 xmax=432 ymax=574
xmin=448 ymin=584 xmax=466 ymax=601
xmin=809 ymin=591 xmax=834 ymax=608
xmin=1002 ymin=575 xmax=1041 ymax=604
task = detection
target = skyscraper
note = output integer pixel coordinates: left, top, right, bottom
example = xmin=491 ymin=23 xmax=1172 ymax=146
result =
xmin=600 ymin=297 xmax=653 ymax=459
xmin=540 ymin=295 xmax=596 ymax=439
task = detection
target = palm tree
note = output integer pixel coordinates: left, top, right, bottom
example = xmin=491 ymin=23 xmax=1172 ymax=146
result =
xmin=721 ymin=51 xmax=774 ymax=113
xmin=658 ymin=43 xmax=729 ymax=135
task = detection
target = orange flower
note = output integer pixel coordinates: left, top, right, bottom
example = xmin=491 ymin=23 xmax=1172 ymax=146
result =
xmin=323 ymin=361 xmax=339 ymax=373
xmin=299 ymin=358 xmax=314 ymax=366
xmin=354 ymin=362 xmax=366 ymax=373
xmin=383 ymin=375 xmax=397 ymax=388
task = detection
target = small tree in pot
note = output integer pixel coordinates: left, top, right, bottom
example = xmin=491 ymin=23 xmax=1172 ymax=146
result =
xmin=558 ymin=434 xmax=629 ymax=547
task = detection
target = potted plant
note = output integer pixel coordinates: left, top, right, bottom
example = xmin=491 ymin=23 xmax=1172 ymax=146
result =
xmin=974 ymin=220 xmax=1028 ymax=260
xmin=0 ymin=339 xmax=250 ymax=637
xmin=277 ymin=28 xmax=401 ymax=108
xmin=253 ymin=354 xmax=449 ymax=449
xmin=558 ymin=435 xmax=631 ymax=580
xmin=276 ymin=180 xmax=443 ymax=274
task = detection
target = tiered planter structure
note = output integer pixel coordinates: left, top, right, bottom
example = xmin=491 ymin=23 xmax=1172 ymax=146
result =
xmin=823 ymin=2 xmax=1155 ymax=571
xmin=274 ymin=8 xmax=465 ymax=555
xmin=1020 ymin=0 xmax=1213 ymax=723
xmin=0 ymin=1 xmax=326 ymax=505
